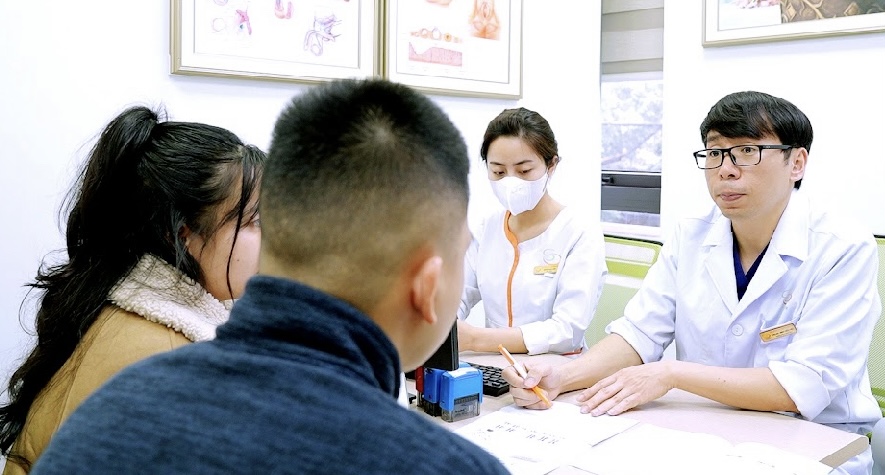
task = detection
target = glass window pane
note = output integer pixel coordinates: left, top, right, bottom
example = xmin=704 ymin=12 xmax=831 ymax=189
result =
xmin=600 ymin=76 xmax=663 ymax=228
xmin=601 ymin=79 xmax=663 ymax=173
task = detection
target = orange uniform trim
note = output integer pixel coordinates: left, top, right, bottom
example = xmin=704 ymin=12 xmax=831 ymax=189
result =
xmin=503 ymin=212 xmax=520 ymax=327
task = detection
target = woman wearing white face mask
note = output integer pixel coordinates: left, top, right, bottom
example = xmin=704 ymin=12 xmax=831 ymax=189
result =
xmin=457 ymin=108 xmax=607 ymax=355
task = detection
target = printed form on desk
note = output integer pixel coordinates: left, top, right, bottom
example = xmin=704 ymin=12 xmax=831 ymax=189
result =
xmin=455 ymin=402 xmax=832 ymax=475
xmin=454 ymin=402 xmax=638 ymax=475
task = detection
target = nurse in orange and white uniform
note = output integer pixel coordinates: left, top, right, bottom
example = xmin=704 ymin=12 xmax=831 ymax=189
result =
xmin=457 ymin=107 xmax=607 ymax=355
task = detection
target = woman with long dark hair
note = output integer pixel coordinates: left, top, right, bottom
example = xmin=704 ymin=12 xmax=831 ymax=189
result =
xmin=0 ymin=106 xmax=265 ymax=474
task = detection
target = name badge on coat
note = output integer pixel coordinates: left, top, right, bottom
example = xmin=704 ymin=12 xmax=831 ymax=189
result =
xmin=533 ymin=263 xmax=559 ymax=275
xmin=759 ymin=322 xmax=797 ymax=343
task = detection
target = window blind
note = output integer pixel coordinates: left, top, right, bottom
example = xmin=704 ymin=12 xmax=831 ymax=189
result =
xmin=601 ymin=0 xmax=664 ymax=75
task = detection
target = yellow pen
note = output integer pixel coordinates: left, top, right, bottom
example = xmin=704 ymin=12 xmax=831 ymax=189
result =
xmin=497 ymin=344 xmax=552 ymax=408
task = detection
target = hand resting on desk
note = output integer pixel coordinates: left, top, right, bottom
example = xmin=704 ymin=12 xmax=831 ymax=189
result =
xmin=505 ymin=358 xmax=674 ymax=416
xmin=507 ymin=357 xmax=798 ymax=416
xmin=504 ymin=333 xmax=798 ymax=417
xmin=577 ymin=361 xmax=674 ymax=416
xmin=503 ymin=333 xmax=647 ymax=413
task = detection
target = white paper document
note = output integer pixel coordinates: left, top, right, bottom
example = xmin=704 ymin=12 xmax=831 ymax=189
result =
xmin=569 ymin=423 xmax=833 ymax=475
xmin=455 ymin=402 xmax=832 ymax=475
xmin=454 ymin=402 xmax=639 ymax=474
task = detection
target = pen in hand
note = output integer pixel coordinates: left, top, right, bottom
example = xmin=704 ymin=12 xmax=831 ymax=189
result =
xmin=497 ymin=344 xmax=552 ymax=408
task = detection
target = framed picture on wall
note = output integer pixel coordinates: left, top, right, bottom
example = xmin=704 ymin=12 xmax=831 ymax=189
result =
xmin=384 ymin=0 xmax=522 ymax=98
xmin=703 ymin=0 xmax=885 ymax=47
xmin=171 ymin=0 xmax=381 ymax=83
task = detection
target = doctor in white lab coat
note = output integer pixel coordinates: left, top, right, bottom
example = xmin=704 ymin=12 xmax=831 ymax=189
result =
xmin=504 ymin=91 xmax=881 ymax=475
xmin=457 ymin=107 xmax=607 ymax=355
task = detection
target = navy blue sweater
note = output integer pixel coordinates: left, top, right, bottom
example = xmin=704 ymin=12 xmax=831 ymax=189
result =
xmin=32 ymin=276 xmax=508 ymax=474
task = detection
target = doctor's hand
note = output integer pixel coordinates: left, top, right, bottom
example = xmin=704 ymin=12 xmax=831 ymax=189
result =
xmin=502 ymin=362 xmax=563 ymax=410
xmin=576 ymin=360 xmax=674 ymax=416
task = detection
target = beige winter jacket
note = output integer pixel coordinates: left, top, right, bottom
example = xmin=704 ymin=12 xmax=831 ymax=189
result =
xmin=3 ymin=255 xmax=231 ymax=474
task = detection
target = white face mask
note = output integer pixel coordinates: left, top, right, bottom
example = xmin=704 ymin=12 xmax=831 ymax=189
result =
xmin=490 ymin=173 xmax=549 ymax=215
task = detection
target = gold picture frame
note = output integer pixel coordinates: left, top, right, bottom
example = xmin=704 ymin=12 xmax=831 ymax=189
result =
xmin=171 ymin=0 xmax=381 ymax=84
xmin=703 ymin=0 xmax=885 ymax=47
xmin=383 ymin=0 xmax=522 ymax=99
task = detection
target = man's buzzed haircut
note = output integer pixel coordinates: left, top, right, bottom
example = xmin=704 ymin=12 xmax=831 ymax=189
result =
xmin=261 ymin=78 xmax=470 ymax=303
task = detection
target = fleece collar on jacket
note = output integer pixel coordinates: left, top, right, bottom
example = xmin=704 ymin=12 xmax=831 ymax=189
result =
xmin=109 ymin=255 xmax=233 ymax=342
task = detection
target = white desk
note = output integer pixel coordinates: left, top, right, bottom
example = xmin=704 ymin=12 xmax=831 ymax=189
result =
xmin=409 ymin=351 xmax=868 ymax=471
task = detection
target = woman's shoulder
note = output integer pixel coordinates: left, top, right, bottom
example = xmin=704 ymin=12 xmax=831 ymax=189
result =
xmin=61 ymin=307 xmax=189 ymax=415
xmin=86 ymin=306 xmax=192 ymax=359
xmin=479 ymin=208 xmax=508 ymax=225
xmin=551 ymin=205 xmax=603 ymax=235
xmin=14 ymin=306 xmax=190 ymax=468
xmin=472 ymin=208 xmax=507 ymax=238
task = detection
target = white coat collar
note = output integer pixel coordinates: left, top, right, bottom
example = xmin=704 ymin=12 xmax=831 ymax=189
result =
xmin=701 ymin=189 xmax=808 ymax=314
xmin=702 ymin=189 xmax=808 ymax=257
xmin=769 ymin=189 xmax=809 ymax=263
xmin=108 ymin=254 xmax=232 ymax=342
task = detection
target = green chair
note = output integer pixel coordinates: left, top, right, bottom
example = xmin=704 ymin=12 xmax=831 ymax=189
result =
xmin=869 ymin=236 xmax=885 ymax=472
xmin=870 ymin=235 xmax=885 ymax=417
xmin=585 ymin=235 xmax=662 ymax=347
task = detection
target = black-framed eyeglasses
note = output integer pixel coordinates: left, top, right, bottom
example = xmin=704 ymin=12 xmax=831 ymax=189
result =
xmin=693 ymin=144 xmax=794 ymax=170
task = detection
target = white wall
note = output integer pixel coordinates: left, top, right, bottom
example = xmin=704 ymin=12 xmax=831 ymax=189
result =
xmin=660 ymin=4 xmax=885 ymax=238
xmin=2 ymin=1 xmax=884 ymax=468
xmin=0 ymin=1 xmax=600 ymax=401
xmin=6 ymin=0 xmax=885 ymax=422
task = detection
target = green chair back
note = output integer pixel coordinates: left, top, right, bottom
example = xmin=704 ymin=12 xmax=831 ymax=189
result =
xmin=586 ymin=235 xmax=662 ymax=347
xmin=869 ymin=236 xmax=885 ymax=416
xmin=603 ymin=235 xmax=662 ymax=279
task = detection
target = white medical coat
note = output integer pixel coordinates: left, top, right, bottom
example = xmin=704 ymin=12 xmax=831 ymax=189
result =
xmin=608 ymin=190 xmax=881 ymax=431
xmin=459 ymin=206 xmax=607 ymax=355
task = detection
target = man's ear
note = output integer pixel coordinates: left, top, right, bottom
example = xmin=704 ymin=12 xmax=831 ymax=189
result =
xmin=790 ymin=147 xmax=808 ymax=182
xmin=410 ymin=255 xmax=443 ymax=325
